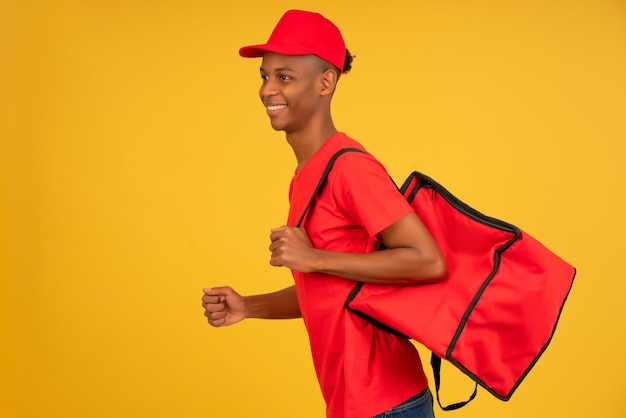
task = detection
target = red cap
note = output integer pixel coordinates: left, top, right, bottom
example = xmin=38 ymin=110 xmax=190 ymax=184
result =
xmin=239 ymin=10 xmax=346 ymax=71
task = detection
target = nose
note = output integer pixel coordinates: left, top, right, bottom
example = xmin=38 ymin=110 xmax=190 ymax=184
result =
xmin=259 ymin=78 xmax=278 ymax=101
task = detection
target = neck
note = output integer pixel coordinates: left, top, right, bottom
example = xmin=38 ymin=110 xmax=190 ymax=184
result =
xmin=287 ymin=120 xmax=338 ymax=171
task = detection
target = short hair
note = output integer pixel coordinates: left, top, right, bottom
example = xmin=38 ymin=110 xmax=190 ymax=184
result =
xmin=342 ymin=48 xmax=355 ymax=74
xmin=315 ymin=49 xmax=354 ymax=80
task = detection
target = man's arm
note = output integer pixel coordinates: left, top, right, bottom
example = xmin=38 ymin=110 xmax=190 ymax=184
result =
xmin=269 ymin=211 xmax=446 ymax=285
xmin=202 ymin=285 xmax=300 ymax=327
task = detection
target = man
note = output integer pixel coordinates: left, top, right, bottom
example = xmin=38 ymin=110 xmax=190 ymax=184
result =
xmin=202 ymin=10 xmax=446 ymax=417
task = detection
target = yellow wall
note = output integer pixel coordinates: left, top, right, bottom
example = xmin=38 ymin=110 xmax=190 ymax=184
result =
xmin=2 ymin=0 xmax=625 ymax=417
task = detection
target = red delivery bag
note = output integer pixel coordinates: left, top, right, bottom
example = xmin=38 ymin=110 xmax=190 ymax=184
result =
xmin=299 ymin=148 xmax=576 ymax=410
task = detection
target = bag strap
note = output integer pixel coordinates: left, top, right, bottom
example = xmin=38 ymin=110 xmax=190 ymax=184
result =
xmin=295 ymin=147 xmax=366 ymax=227
xmin=431 ymin=348 xmax=478 ymax=411
xmin=298 ymin=146 xmax=479 ymax=411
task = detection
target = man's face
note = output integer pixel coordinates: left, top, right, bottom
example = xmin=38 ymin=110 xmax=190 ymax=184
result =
xmin=259 ymin=52 xmax=327 ymax=133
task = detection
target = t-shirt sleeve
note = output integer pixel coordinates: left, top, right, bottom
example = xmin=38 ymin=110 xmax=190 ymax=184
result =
xmin=329 ymin=153 xmax=414 ymax=238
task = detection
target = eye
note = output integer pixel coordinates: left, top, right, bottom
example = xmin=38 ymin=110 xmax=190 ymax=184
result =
xmin=279 ymin=74 xmax=291 ymax=81
xmin=261 ymin=74 xmax=269 ymax=82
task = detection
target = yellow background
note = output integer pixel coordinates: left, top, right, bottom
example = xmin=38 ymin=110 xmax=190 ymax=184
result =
xmin=2 ymin=0 xmax=625 ymax=417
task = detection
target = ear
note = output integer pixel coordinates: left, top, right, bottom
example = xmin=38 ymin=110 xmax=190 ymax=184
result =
xmin=319 ymin=69 xmax=338 ymax=97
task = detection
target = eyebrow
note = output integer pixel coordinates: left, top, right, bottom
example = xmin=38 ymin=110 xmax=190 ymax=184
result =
xmin=259 ymin=66 xmax=297 ymax=73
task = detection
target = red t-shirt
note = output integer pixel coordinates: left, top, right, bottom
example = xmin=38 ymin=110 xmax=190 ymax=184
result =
xmin=287 ymin=133 xmax=428 ymax=417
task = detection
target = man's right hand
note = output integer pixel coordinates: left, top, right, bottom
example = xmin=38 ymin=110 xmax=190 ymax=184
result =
xmin=201 ymin=286 xmax=246 ymax=327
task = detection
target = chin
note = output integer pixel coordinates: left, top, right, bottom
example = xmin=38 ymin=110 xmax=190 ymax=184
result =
xmin=269 ymin=121 xmax=287 ymax=132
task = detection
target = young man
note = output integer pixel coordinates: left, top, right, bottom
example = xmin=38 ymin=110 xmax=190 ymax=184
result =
xmin=202 ymin=10 xmax=446 ymax=418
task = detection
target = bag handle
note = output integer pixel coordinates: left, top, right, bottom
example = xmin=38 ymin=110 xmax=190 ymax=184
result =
xmin=295 ymin=147 xmax=366 ymax=227
xmin=431 ymin=353 xmax=478 ymax=411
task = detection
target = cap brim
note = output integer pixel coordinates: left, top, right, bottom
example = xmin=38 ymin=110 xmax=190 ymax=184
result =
xmin=239 ymin=43 xmax=315 ymax=58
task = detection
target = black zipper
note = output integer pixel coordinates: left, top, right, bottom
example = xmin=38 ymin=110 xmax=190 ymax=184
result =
xmin=407 ymin=173 xmax=521 ymax=243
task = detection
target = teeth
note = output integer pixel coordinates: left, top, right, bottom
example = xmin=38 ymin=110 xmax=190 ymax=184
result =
xmin=267 ymin=104 xmax=287 ymax=111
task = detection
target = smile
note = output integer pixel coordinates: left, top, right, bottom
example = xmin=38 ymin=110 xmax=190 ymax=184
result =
xmin=266 ymin=104 xmax=287 ymax=111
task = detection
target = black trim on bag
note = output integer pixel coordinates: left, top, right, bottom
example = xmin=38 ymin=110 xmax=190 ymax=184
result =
xmin=405 ymin=173 xmax=577 ymax=400
xmin=403 ymin=172 xmax=523 ymax=401
xmin=401 ymin=172 xmax=521 ymax=236
xmin=344 ymin=282 xmax=409 ymax=339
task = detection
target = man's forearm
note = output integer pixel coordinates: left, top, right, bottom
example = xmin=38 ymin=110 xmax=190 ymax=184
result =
xmin=312 ymin=246 xmax=446 ymax=285
xmin=244 ymin=285 xmax=301 ymax=319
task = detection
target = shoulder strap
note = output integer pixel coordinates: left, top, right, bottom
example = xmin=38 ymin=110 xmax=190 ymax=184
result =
xmin=300 ymin=147 xmax=479 ymax=410
xmin=295 ymin=147 xmax=366 ymax=227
